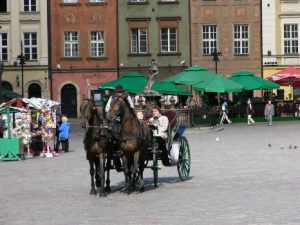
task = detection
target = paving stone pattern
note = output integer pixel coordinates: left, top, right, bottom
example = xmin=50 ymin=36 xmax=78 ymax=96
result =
xmin=1 ymin=120 xmax=300 ymax=225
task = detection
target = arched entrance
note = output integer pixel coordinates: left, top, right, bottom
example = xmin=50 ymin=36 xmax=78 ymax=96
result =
xmin=2 ymin=81 xmax=13 ymax=91
xmin=28 ymin=83 xmax=42 ymax=98
xmin=61 ymin=84 xmax=77 ymax=118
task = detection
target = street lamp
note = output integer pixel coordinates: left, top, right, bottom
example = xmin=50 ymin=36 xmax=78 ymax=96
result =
xmin=0 ymin=60 xmax=4 ymax=103
xmin=211 ymin=48 xmax=222 ymax=74
xmin=16 ymin=75 xmax=20 ymax=87
xmin=17 ymin=41 xmax=26 ymax=98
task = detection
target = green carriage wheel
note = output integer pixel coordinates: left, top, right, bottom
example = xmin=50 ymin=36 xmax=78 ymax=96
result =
xmin=177 ymin=136 xmax=191 ymax=181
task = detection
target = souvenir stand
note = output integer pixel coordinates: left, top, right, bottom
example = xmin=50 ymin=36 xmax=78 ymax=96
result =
xmin=0 ymin=98 xmax=59 ymax=159
xmin=26 ymin=98 xmax=59 ymax=158
xmin=0 ymin=106 xmax=27 ymax=161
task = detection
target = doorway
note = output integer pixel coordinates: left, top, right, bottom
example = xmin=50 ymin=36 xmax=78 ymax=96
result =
xmin=61 ymin=84 xmax=77 ymax=118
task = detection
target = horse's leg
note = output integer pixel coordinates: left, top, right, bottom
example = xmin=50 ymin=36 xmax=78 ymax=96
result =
xmin=122 ymin=155 xmax=130 ymax=194
xmin=130 ymin=151 xmax=140 ymax=191
xmin=99 ymin=152 xmax=106 ymax=197
xmin=105 ymin=152 xmax=111 ymax=193
xmin=95 ymin=158 xmax=101 ymax=191
xmin=89 ymin=160 xmax=97 ymax=195
xmin=138 ymin=157 xmax=145 ymax=192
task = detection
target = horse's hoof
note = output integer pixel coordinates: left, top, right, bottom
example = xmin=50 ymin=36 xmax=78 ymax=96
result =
xmin=139 ymin=187 xmax=145 ymax=192
xmin=90 ymin=189 xmax=97 ymax=195
xmin=99 ymin=192 xmax=107 ymax=197
xmin=105 ymin=186 xmax=111 ymax=193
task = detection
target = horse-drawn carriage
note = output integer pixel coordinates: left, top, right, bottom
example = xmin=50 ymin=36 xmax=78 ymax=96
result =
xmin=80 ymin=97 xmax=191 ymax=196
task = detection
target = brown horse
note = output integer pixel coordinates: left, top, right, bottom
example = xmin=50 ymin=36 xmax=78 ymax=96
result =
xmin=80 ymin=99 xmax=110 ymax=197
xmin=106 ymin=96 xmax=152 ymax=194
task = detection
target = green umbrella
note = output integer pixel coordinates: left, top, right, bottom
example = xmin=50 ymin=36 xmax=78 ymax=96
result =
xmin=152 ymin=81 xmax=192 ymax=96
xmin=98 ymin=72 xmax=148 ymax=93
xmin=193 ymin=75 xmax=244 ymax=93
xmin=165 ymin=65 xmax=217 ymax=85
xmin=1 ymin=89 xmax=22 ymax=98
xmin=230 ymin=71 xmax=280 ymax=90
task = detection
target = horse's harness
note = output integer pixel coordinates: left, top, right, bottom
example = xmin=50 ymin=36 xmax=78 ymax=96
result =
xmin=108 ymin=97 xmax=149 ymax=143
xmin=81 ymin=101 xmax=109 ymax=144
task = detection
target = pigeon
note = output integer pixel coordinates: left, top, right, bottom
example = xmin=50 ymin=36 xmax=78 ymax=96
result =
xmin=289 ymin=144 xmax=292 ymax=150
xmin=267 ymin=143 xmax=272 ymax=148
xmin=294 ymin=146 xmax=297 ymax=149
xmin=280 ymin=145 xmax=284 ymax=150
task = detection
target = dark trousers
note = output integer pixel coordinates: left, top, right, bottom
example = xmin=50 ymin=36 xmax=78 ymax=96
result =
xmin=55 ymin=136 xmax=60 ymax=152
xmin=61 ymin=139 xmax=69 ymax=152
xmin=154 ymin=137 xmax=170 ymax=166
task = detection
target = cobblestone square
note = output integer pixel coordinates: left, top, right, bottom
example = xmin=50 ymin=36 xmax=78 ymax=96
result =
xmin=1 ymin=120 xmax=300 ymax=225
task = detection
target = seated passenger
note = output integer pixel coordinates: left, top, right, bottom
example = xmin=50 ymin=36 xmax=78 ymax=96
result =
xmin=149 ymin=105 xmax=170 ymax=166
xmin=136 ymin=110 xmax=145 ymax=121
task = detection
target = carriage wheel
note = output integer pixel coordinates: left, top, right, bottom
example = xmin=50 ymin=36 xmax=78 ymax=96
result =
xmin=177 ymin=136 xmax=191 ymax=181
xmin=152 ymin=145 xmax=159 ymax=187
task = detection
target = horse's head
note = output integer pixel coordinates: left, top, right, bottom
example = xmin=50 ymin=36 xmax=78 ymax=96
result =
xmin=80 ymin=99 xmax=96 ymax=128
xmin=106 ymin=97 xmax=126 ymax=122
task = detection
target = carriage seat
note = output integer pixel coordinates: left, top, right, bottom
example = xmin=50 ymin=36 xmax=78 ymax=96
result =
xmin=163 ymin=110 xmax=178 ymax=131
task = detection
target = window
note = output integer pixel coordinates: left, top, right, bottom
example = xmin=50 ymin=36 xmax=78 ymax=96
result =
xmin=89 ymin=0 xmax=104 ymax=2
xmin=160 ymin=28 xmax=177 ymax=53
xmin=24 ymin=32 xmax=37 ymax=60
xmin=234 ymin=25 xmax=249 ymax=55
xmin=284 ymin=24 xmax=298 ymax=54
xmin=0 ymin=33 xmax=8 ymax=61
xmin=202 ymin=25 xmax=217 ymax=55
xmin=64 ymin=31 xmax=79 ymax=57
xmin=64 ymin=0 xmax=77 ymax=3
xmin=131 ymin=28 xmax=147 ymax=54
xmin=24 ymin=0 xmax=36 ymax=12
xmin=90 ymin=31 xmax=105 ymax=57
xmin=0 ymin=0 xmax=7 ymax=12
xmin=130 ymin=0 xmax=146 ymax=2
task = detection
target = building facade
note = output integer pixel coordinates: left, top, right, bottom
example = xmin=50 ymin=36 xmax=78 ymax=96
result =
xmin=118 ymin=0 xmax=190 ymax=81
xmin=191 ymin=0 xmax=262 ymax=77
xmin=50 ymin=0 xmax=118 ymax=118
xmin=0 ymin=0 xmax=49 ymax=99
xmin=262 ymin=0 xmax=300 ymax=100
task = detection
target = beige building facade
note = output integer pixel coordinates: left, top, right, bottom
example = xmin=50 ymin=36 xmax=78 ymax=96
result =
xmin=263 ymin=0 xmax=300 ymax=100
xmin=0 ymin=0 xmax=49 ymax=99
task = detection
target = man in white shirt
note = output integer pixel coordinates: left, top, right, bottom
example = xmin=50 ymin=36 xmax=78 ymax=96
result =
xmin=105 ymin=85 xmax=134 ymax=113
xmin=220 ymin=98 xmax=232 ymax=124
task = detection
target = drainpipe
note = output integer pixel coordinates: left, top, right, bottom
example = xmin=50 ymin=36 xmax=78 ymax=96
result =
xmin=47 ymin=0 xmax=53 ymax=100
xmin=116 ymin=0 xmax=120 ymax=78
xmin=260 ymin=0 xmax=264 ymax=97
xmin=188 ymin=0 xmax=191 ymax=68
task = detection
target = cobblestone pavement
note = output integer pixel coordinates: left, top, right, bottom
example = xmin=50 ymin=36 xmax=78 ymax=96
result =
xmin=1 ymin=120 xmax=300 ymax=225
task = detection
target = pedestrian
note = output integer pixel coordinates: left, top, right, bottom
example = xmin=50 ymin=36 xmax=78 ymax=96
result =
xmin=246 ymin=99 xmax=255 ymax=125
xmin=208 ymin=106 xmax=217 ymax=128
xmin=149 ymin=105 xmax=170 ymax=166
xmin=264 ymin=100 xmax=274 ymax=126
xmin=55 ymin=115 xmax=62 ymax=152
xmin=220 ymin=98 xmax=232 ymax=124
xmin=59 ymin=115 xmax=71 ymax=152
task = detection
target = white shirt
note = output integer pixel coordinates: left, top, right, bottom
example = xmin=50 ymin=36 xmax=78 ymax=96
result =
xmin=149 ymin=115 xmax=169 ymax=139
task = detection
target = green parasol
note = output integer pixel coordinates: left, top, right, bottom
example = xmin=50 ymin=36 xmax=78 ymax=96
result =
xmin=230 ymin=71 xmax=280 ymax=90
